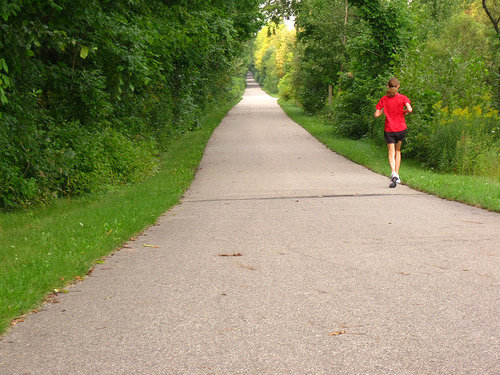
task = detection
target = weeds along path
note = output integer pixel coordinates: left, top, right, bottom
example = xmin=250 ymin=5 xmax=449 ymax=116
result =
xmin=1 ymin=78 xmax=499 ymax=374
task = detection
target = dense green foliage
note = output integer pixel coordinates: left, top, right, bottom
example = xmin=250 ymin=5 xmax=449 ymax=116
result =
xmin=255 ymin=0 xmax=500 ymax=178
xmin=0 ymin=0 xmax=262 ymax=209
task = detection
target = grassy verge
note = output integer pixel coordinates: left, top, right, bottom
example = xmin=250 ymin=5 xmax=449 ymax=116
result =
xmin=279 ymin=99 xmax=500 ymax=212
xmin=0 ymin=99 xmax=237 ymax=335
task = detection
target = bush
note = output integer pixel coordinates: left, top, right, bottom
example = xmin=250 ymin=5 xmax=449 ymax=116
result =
xmin=412 ymin=103 xmax=500 ymax=176
xmin=0 ymin=117 xmax=160 ymax=209
xmin=330 ymin=75 xmax=387 ymax=139
xmin=278 ymin=72 xmax=295 ymax=101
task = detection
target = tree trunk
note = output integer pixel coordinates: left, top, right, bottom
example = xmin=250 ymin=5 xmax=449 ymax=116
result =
xmin=482 ymin=0 xmax=500 ymax=36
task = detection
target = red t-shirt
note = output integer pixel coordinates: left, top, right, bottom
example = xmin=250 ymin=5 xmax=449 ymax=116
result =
xmin=376 ymin=93 xmax=411 ymax=132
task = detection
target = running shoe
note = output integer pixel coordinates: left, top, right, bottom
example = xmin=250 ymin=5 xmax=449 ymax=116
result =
xmin=389 ymin=176 xmax=398 ymax=188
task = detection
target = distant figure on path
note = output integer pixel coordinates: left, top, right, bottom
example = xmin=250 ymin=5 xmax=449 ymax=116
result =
xmin=374 ymin=78 xmax=412 ymax=188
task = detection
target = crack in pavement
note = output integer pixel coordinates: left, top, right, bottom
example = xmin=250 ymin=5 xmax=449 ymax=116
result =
xmin=183 ymin=192 xmax=423 ymax=203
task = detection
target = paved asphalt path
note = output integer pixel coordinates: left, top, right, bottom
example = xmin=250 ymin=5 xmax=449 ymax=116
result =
xmin=0 ymin=78 xmax=499 ymax=374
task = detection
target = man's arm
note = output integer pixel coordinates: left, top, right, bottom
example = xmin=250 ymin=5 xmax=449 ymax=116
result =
xmin=374 ymin=109 xmax=383 ymax=118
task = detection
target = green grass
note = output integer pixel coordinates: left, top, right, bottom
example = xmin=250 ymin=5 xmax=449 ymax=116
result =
xmin=0 ymin=100 xmax=237 ymax=335
xmin=279 ymin=99 xmax=500 ymax=212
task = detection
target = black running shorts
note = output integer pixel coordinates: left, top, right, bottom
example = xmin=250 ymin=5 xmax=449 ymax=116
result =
xmin=384 ymin=129 xmax=407 ymax=144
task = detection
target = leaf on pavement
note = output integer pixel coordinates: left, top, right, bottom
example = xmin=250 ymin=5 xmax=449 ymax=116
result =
xmin=329 ymin=330 xmax=346 ymax=336
xmin=53 ymin=289 xmax=69 ymax=294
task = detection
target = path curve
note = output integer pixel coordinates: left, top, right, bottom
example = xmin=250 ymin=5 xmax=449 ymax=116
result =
xmin=0 ymin=78 xmax=499 ymax=374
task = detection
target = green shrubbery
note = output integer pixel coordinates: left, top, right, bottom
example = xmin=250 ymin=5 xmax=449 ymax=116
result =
xmin=0 ymin=0 xmax=261 ymax=210
xmin=0 ymin=116 xmax=160 ymax=207
xmin=408 ymin=103 xmax=500 ymax=176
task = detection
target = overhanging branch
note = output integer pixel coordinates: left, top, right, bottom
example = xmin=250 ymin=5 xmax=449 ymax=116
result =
xmin=482 ymin=0 xmax=500 ymax=36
